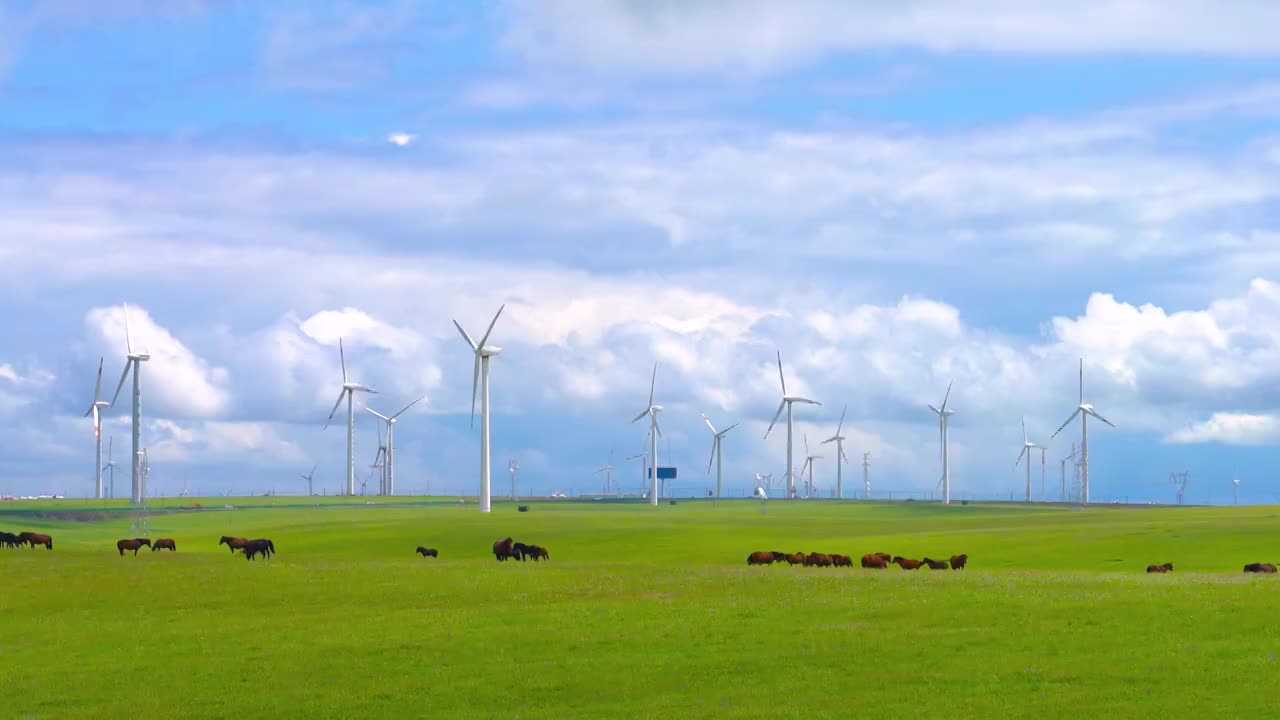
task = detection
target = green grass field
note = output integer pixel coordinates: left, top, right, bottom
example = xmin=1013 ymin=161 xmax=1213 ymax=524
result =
xmin=4 ymin=500 xmax=1279 ymax=719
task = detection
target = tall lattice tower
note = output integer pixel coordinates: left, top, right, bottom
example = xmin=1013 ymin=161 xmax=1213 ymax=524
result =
xmin=1170 ymin=471 xmax=1190 ymax=505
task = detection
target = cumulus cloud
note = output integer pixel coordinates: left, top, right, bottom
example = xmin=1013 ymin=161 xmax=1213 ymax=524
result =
xmin=502 ymin=1 xmax=1280 ymax=75
xmin=85 ymin=305 xmax=232 ymax=420
xmin=1164 ymin=413 xmax=1280 ymax=445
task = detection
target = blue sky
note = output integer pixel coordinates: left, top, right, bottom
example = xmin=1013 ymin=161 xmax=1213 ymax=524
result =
xmin=2 ymin=0 xmax=1280 ymax=503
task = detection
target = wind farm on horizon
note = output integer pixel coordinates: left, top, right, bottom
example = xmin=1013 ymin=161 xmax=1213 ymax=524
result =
xmin=46 ymin=301 xmax=1255 ymax=509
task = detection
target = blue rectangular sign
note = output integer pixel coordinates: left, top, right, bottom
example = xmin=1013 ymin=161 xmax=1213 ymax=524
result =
xmin=648 ymin=466 xmax=677 ymax=480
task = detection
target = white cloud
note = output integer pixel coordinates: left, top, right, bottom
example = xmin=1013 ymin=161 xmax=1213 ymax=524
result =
xmin=503 ymin=1 xmax=1280 ymax=75
xmin=146 ymin=418 xmax=306 ymax=465
xmin=1164 ymin=413 xmax=1280 ymax=445
xmin=387 ymin=132 xmax=415 ymax=147
xmin=85 ymin=305 xmax=232 ymax=419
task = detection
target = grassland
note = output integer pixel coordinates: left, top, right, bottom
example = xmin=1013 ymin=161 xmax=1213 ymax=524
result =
xmin=3 ymin=500 xmax=1279 ymax=719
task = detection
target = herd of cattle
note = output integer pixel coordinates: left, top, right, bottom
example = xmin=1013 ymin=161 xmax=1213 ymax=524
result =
xmin=748 ymin=550 xmax=969 ymax=569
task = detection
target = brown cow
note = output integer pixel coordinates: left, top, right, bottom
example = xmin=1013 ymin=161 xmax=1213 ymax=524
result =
xmin=861 ymin=554 xmax=887 ymax=569
xmin=922 ymin=557 xmax=948 ymax=570
xmin=18 ymin=532 xmax=53 ymax=550
xmin=831 ymin=554 xmax=853 ymax=567
xmin=219 ymin=536 xmax=249 ymax=553
xmin=117 ymin=538 xmax=151 ymax=556
xmin=786 ymin=552 xmax=806 ymax=565
xmin=152 ymin=538 xmax=176 ymax=552
xmin=949 ymin=553 xmax=968 ymax=570
xmin=1244 ymin=562 xmax=1278 ymax=573
xmin=1146 ymin=562 xmax=1173 ymax=573
xmin=892 ymin=556 xmax=924 ymax=570
xmin=493 ymin=537 xmax=515 ymax=562
xmin=770 ymin=551 xmax=788 ymax=563
xmin=806 ymin=552 xmax=832 ymax=567
xmin=747 ymin=551 xmax=775 ymax=565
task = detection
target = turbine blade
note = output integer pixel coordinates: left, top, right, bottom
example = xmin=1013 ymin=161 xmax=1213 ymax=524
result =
xmin=1015 ymin=446 xmax=1027 ymax=468
xmin=324 ymin=389 xmax=347 ymax=429
xmin=631 ymin=408 xmax=650 ymax=424
xmin=469 ymin=353 xmax=480 ymax=428
xmin=1086 ymin=408 xmax=1116 ymax=428
xmin=941 ymin=380 xmax=952 ymax=411
xmin=339 ymin=338 xmax=348 ymax=384
xmin=794 ymin=398 xmax=821 ymax=406
xmin=1079 ymin=357 xmax=1084 ymax=405
xmin=1022 ymin=416 xmax=1028 ymax=444
xmin=311 ymin=463 xmax=318 ymax=475
xmin=653 ymin=418 xmax=662 ymax=438
xmin=1050 ymin=408 xmax=1082 ymax=438
xmin=478 ymin=304 xmax=505 ymax=349
xmin=836 ymin=404 xmax=847 ymax=435
xmin=721 ymin=423 xmax=739 ymax=436
xmin=707 ymin=437 xmax=717 ymax=474
xmin=702 ymin=413 xmax=717 ymax=434
xmin=391 ymin=394 xmax=426 ymax=419
xmin=648 ymin=362 xmax=657 ymax=408
xmin=776 ymin=351 xmax=786 ymax=394
xmin=110 ymin=360 xmax=132 ymax=405
xmin=366 ymin=408 xmax=390 ymax=421
xmin=764 ymin=400 xmax=786 ymax=439
xmin=453 ymin=320 xmax=478 ymax=350
xmin=92 ymin=356 xmax=103 ymax=404
xmin=122 ymin=303 xmax=133 ymax=355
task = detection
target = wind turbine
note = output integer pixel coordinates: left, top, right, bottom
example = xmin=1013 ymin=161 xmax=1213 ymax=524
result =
xmin=103 ymin=436 xmax=116 ymax=499
xmin=595 ymin=452 xmax=614 ymax=494
xmin=1049 ymin=358 xmax=1115 ymax=505
xmin=366 ymin=394 xmax=425 ymax=496
xmin=508 ymin=459 xmax=519 ymax=500
xmin=324 ymin=338 xmax=376 ymax=496
xmin=1233 ymin=475 xmax=1240 ymax=506
xmin=820 ymin=405 xmax=849 ymax=498
xmin=799 ymin=435 xmax=822 ymax=498
xmin=764 ymin=351 xmax=821 ymax=498
xmin=453 ymin=304 xmax=505 ymax=513
xmin=928 ymin=381 xmax=956 ymax=505
xmin=1014 ymin=417 xmax=1039 ymax=503
xmin=702 ymin=414 xmax=738 ymax=499
xmin=626 ymin=451 xmax=648 ymax=495
xmin=631 ymin=363 xmax=663 ymax=506
xmin=862 ymin=452 xmax=871 ymax=499
xmin=84 ymin=357 xmax=112 ymax=499
xmin=300 ymin=463 xmax=318 ymax=496
xmin=755 ymin=472 xmax=773 ymax=493
xmin=109 ymin=303 xmax=149 ymax=504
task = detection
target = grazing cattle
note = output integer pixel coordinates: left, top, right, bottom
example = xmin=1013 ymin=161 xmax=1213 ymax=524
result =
xmin=528 ymin=545 xmax=549 ymax=561
xmin=922 ymin=557 xmax=948 ymax=570
xmin=18 ymin=532 xmax=53 ymax=550
xmin=831 ymin=554 xmax=853 ymax=568
xmin=1146 ymin=562 xmax=1173 ymax=573
xmin=891 ymin=556 xmax=924 ymax=570
xmin=748 ymin=551 xmax=776 ymax=565
xmin=511 ymin=542 xmax=532 ymax=561
xmin=416 ymin=547 xmax=438 ymax=558
xmin=493 ymin=537 xmax=515 ymax=562
xmin=770 ymin=551 xmax=788 ymax=563
xmin=861 ymin=554 xmax=887 ymax=569
xmin=219 ymin=536 xmax=249 ymax=553
xmin=152 ymin=538 xmax=176 ymax=552
xmin=874 ymin=552 xmax=892 ymax=563
xmin=949 ymin=553 xmax=968 ymax=570
xmin=1244 ymin=562 xmax=1278 ymax=573
xmin=0 ymin=531 xmax=18 ymax=548
xmin=242 ymin=538 xmax=275 ymax=561
xmin=117 ymin=538 xmax=151 ymax=556
xmin=786 ymin=552 xmax=806 ymax=566
xmin=805 ymin=552 xmax=832 ymax=567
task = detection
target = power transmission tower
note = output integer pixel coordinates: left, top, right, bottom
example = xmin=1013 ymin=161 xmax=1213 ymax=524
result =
xmin=1170 ymin=471 xmax=1190 ymax=505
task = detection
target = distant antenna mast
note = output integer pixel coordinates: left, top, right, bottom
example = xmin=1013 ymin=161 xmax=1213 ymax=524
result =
xmin=862 ymin=452 xmax=871 ymax=499
xmin=1170 ymin=471 xmax=1190 ymax=505
xmin=508 ymin=459 xmax=519 ymax=501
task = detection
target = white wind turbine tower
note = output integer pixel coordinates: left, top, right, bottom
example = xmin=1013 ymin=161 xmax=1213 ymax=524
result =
xmin=702 ymin=414 xmax=738 ymax=499
xmin=1014 ymin=417 xmax=1039 ymax=502
xmin=820 ymin=405 xmax=849 ymax=498
xmin=84 ymin=357 xmax=112 ymax=499
xmin=1233 ymin=475 xmax=1240 ymax=506
xmin=324 ymin=338 xmax=376 ymax=496
xmin=103 ymin=436 xmax=116 ymax=499
xmin=862 ymin=452 xmax=871 ymax=499
xmin=928 ymin=381 xmax=956 ymax=505
xmin=627 ymin=452 xmax=648 ymax=494
xmin=764 ymin=351 xmax=821 ymax=498
xmin=109 ymin=303 xmax=150 ymax=504
xmin=595 ymin=452 xmax=614 ymax=494
xmin=1049 ymin=358 xmax=1115 ymax=505
xmin=301 ymin=463 xmax=318 ymax=496
xmin=453 ymin=304 xmax=506 ymax=513
xmin=799 ymin=435 xmax=822 ymax=498
xmin=630 ymin=363 xmax=663 ymax=506
xmin=366 ymin=394 xmax=425 ymax=496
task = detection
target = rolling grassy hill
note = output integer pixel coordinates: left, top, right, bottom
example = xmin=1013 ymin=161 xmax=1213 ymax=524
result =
xmin=3 ymin=500 xmax=1277 ymax=718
